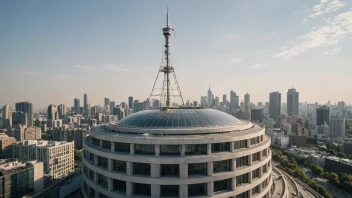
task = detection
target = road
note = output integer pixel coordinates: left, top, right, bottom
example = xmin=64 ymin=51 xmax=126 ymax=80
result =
xmin=272 ymin=169 xmax=285 ymax=198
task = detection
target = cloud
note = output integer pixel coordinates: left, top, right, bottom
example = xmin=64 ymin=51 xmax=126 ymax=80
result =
xmin=309 ymin=0 xmax=344 ymax=18
xmin=324 ymin=47 xmax=341 ymax=54
xmin=105 ymin=64 xmax=136 ymax=72
xmin=265 ymin=32 xmax=275 ymax=36
xmin=73 ymin=64 xmax=95 ymax=70
xmin=273 ymin=11 xmax=352 ymax=60
xmin=292 ymin=10 xmax=300 ymax=15
xmin=249 ymin=64 xmax=267 ymax=68
xmin=10 ymin=70 xmax=43 ymax=76
xmin=302 ymin=18 xmax=308 ymax=23
xmin=231 ymin=57 xmax=242 ymax=64
xmin=52 ymin=74 xmax=79 ymax=79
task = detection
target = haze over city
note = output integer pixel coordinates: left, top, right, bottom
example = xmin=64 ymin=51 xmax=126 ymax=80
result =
xmin=1 ymin=0 xmax=352 ymax=108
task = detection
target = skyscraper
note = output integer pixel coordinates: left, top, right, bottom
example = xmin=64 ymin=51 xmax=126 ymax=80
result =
xmin=230 ymin=91 xmax=239 ymax=112
xmin=83 ymin=93 xmax=89 ymax=117
xmin=316 ymin=105 xmax=330 ymax=126
xmin=287 ymin=88 xmax=299 ymax=116
xmin=128 ymin=96 xmax=134 ymax=109
xmin=15 ymin=102 xmax=33 ymax=126
xmin=104 ymin=98 xmax=110 ymax=107
xmin=74 ymin=98 xmax=80 ymax=115
xmin=109 ymin=101 xmax=116 ymax=114
xmin=47 ymin=104 xmax=58 ymax=120
xmin=222 ymin=94 xmax=227 ymax=106
xmin=207 ymin=87 xmax=213 ymax=108
xmin=2 ymin=105 xmax=12 ymax=128
xmin=269 ymin=92 xmax=281 ymax=120
xmin=244 ymin=93 xmax=250 ymax=120
xmin=57 ymin=104 xmax=67 ymax=119
xmin=330 ymin=117 xmax=345 ymax=138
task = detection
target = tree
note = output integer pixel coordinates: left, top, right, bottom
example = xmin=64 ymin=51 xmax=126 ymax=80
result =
xmin=311 ymin=165 xmax=323 ymax=176
xmin=328 ymin=172 xmax=340 ymax=187
xmin=322 ymin=172 xmax=330 ymax=179
xmin=337 ymin=152 xmax=347 ymax=159
xmin=75 ymin=149 xmax=83 ymax=161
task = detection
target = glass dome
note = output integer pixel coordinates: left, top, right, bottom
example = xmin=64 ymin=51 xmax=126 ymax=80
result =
xmin=116 ymin=108 xmax=242 ymax=128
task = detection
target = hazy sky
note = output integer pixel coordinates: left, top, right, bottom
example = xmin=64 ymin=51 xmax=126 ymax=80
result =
xmin=1 ymin=0 xmax=352 ymax=109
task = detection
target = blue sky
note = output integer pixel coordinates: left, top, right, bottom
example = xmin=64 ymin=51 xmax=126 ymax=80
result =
xmin=1 ymin=0 xmax=352 ymax=109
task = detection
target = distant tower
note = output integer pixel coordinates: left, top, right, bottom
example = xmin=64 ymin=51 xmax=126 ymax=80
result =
xmin=150 ymin=8 xmax=184 ymax=107
xmin=269 ymin=92 xmax=281 ymax=120
xmin=287 ymin=88 xmax=299 ymax=116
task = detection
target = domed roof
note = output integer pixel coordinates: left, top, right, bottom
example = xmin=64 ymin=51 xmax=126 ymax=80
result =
xmin=116 ymin=108 xmax=242 ymax=129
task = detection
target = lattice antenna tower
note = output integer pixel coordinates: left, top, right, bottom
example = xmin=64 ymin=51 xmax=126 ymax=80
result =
xmin=149 ymin=8 xmax=184 ymax=107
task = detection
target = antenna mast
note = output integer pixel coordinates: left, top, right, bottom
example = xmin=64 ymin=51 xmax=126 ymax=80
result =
xmin=149 ymin=8 xmax=184 ymax=107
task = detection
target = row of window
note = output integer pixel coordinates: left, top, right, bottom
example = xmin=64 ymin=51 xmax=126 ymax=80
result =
xmin=89 ymin=135 xmax=265 ymax=156
xmin=83 ymin=174 xmax=272 ymax=197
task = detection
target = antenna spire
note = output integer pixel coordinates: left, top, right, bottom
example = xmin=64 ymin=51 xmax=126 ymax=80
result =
xmin=167 ymin=6 xmax=169 ymax=26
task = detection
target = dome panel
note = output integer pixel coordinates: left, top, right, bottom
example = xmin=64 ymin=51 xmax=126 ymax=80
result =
xmin=117 ymin=108 xmax=242 ymax=128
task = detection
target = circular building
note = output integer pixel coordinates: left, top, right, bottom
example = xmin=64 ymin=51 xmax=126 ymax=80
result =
xmin=81 ymin=108 xmax=273 ymax=198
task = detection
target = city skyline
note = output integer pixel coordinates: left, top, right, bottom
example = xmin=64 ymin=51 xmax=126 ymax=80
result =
xmin=1 ymin=0 xmax=352 ymax=108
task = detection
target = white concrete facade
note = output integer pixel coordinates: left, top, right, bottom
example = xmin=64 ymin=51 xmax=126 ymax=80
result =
xmin=82 ymin=120 xmax=272 ymax=198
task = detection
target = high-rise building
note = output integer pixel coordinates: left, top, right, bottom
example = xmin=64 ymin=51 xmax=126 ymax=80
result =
xmin=91 ymin=106 xmax=98 ymax=118
xmin=57 ymin=104 xmax=67 ymax=119
xmin=84 ymin=93 xmax=89 ymax=117
xmin=230 ymin=91 xmax=239 ymax=112
xmin=330 ymin=117 xmax=345 ymax=138
xmin=244 ymin=93 xmax=250 ymax=120
xmin=128 ymin=96 xmax=134 ymax=110
xmin=316 ymin=105 xmax=330 ymax=126
xmin=207 ymin=87 xmax=213 ymax=108
xmin=14 ymin=125 xmax=41 ymax=141
xmin=104 ymin=98 xmax=110 ymax=107
xmin=15 ymin=102 xmax=33 ymax=126
xmin=109 ymin=101 xmax=116 ymax=114
xmin=74 ymin=98 xmax=80 ymax=115
xmin=0 ymin=159 xmax=44 ymax=197
xmin=47 ymin=104 xmax=58 ymax=120
xmin=13 ymin=140 xmax=74 ymax=179
xmin=287 ymin=88 xmax=299 ymax=116
xmin=223 ymin=94 xmax=227 ymax=106
xmin=2 ymin=105 xmax=12 ymax=128
xmin=12 ymin=111 xmax=28 ymax=126
xmin=251 ymin=108 xmax=264 ymax=123
xmin=214 ymin=96 xmax=220 ymax=108
xmin=269 ymin=92 xmax=281 ymax=120
xmin=0 ymin=133 xmax=17 ymax=158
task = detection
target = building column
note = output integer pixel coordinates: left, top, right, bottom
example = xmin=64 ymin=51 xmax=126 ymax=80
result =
xmin=180 ymin=184 xmax=188 ymax=198
xmin=207 ymin=182 xmax=214 ymax=197
xmin=155 ymin=145 xmax=160 ymax=156
xmin=111 ymin=142 xmax=115 ymax=152
xmin=259 ymin=149 xmax=263 ymax=161
xmin=232 ymin=159 xmax=236 ymax=171
xmin=99 ymin=139 xmax=102 ymax=147
xmin=230 ymin=142 xmax=234 ymax=152
xmin=207 ymin=162 xmax=213 ymax=176
xmin=231 ymin=177 xmax=236 ymax=190
xmin=249 ymin=171 xmax=253 ymax=184
xmin=247 ymin=139 xmax=251 ymax=148
xmin=180 ymin=164 xmax=188 ymax=178
xmin=94 ymin=155 xmax=98 ymax=166
xmin=94 ymin=190 xmax=100 ymax=198
xmin=108 ymin=158 xmax=113 ymax=171
xmin=151 ymin=184 xmax=160 ymax=198
xmin=108 ymin=178 xmax=113 ymax=191
xmin=248 ymin=154 xmax=252 ymax=166
xmin=207 ymin=143 xmax=212 ymax=155
xmin=127 ymin=162 xmax=133 ymax=175
xmin=151 ymin=164 xmax=160 ymax=178
xmin=181 ymin=145 xmax=186 ymax=156
xmin=94 ymin=172 xmax=98 ymax=184
xmin=130 ymin=143 xmax=134 ymax=155
xmin=126 ymin=182 xmax=133 ymax=197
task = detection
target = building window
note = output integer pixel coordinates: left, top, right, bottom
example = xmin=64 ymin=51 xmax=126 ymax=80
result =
xmin=188 ymin=163 xmax=207 ymax=176
xmin=236 ymin=173 xmax=249 ymax=187
xmin=262 ymin=178 xmax=268 ymax=189
xmin=252 ymin=168 xmax=261 ymax=179
xmin=89 ymin=188 xmax=95 ymax=197
xmin=115 ymin=142 xmax=130 ymax=153
xmin=252 ymin=152 xmax=260 ymax=162
xmin=250 ymin=136 xmax=260 ymax=145
xmin=263 ymin=164 xmax=267 ymax=173
xmin=262 ymin=148 xmax=267 ymax=157
xmin=236 ymin=190 xmax=249 ymax=198
xmin=102 ymin=140 xmax=111 ymax=150
xmin=268 ymin=161 xmax=271 ymax=167
xmin=236 ymin=156 xmax=249 ymax=168
xmin=133 ymin=162 xmax=150 ymax=176
xmin=185 ymin=144 xmax=207 ymax=155
xmin=252 ymin=185 xmax=260 ymax=195
xmin=113 ymin=179 xmax=126 ymax=194
xmin=89 ymin=153 xmax=94 ymax=163
xmin=261 ymin=135 xmax=264 ymax=142
xmin=113 ymin=160 xmax=126 ymax=173
xmin=135 ymin=144 xmax=155 ymax=155
xmin=98 ymin=173 xmax=108 ymax=188
xmin=99 ymin=193 xmax=108 ymax=198
xmin=234 ymin=140 xmax=247 ymax=149
xmin=214 ymin=178 xmax=231 ymax=193
xmin=98 ymin=156 xmax=108 ymax=168
xmin=161 ymin=185 xmax=179 ymax=197
xmin=91 ymin=137 xmax=100 ymax=146
xmin=89 ymin=169 xmax=94 ymax=180
xmin=160 ymin=145 xmax=180 ymax=155
xmin=213 ymin=160 xmax=231 ymax=173
xmin=188 ymin=183 xmax=207 ymax=196
xmin=212 ymin=142 xmax=230 ymax=153
xmin=133 ymin=183 xmax=151 ymax=196
xmin=161 ymin=164 xmax=179 ymax=177
xmin=83 ymin=165 xmax=89 ymax=177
